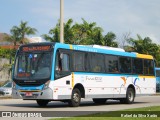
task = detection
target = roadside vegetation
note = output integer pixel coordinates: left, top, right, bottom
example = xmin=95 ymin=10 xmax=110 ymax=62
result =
xmin=50 ymin=106 xmax=160 ymax=120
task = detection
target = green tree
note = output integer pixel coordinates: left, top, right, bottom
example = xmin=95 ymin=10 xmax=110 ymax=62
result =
xmin=64 ymin=19 xmax=74 ymax=44
xmin=42 ymin=22 xmax=60 ymax=42
xmin=127 ymin=34 xmax=160 ymax=66
xmin=156 ymin=46 xmax=160 ymax=67
xmin=5 ymin=21 xmax=37 ymax=45
xmin=42 ymin=19 xmax=74 ymax=43
xmin=18 ymin=21 xmax=37 ymax=44
xmin=43 ymin=18 xmax=103 ymax=45
xmin=5 ymin=26 xmax=21 ymax=47
xmin=128 ymin=34 xmax=159 ymax=55
xmin=102 ymin=32 xmax=118 ymax=47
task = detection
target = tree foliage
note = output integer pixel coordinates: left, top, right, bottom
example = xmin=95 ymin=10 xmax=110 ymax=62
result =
xmin=1 ymin=19 xmax=160 ymax=67
xmin=102 ymin=32 xmax=118 ymax=47
xmin=42 ymin=18 xmax=118 ymax=46
xmin=126 ymin=34 xmax=160 ymax=66
xmin=0 ymin=47 xmax=16 ymax=59
xmin=5 ymin=21 xmax=37 ymax=46
xmin=42 ymin=19 xmax=160 ymax=66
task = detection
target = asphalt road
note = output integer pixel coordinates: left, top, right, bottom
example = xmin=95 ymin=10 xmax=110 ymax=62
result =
xmin=0 ymin=96 xmax=160 ymax=119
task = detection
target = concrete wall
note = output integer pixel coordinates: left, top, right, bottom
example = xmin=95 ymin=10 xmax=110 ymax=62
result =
xmin=0 ymin=58 xmax=11 ymax=82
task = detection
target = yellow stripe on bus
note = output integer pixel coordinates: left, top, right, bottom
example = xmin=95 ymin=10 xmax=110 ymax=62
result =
xmin=72 ymin=72 xmax=74 ymax=88
xmin=70 ymin=45 xmax=73 ymax=50
xmin=136 ymin=53 xmax=153 ymax=59
xmin=138 ymin=76 xmax=155 ymax=78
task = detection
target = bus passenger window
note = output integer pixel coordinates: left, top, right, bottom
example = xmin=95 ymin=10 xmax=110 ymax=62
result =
xmin=105 ymin=55 xmax=119 ymax=73
xmin=132 ymin=58 xmax=143 ymax=74
xmin=89 ymin=53 xmax=105 ymax=73
xmin=73 ymin=52 xmax=85 ymax=71
xmin=55 ymin=52 xmax=70 ymax=79
xmin=119 ymin=57 xmax=131 ymax=73
xmin=61 ymin=53 xmax=70 ymax=71
xmin=55 ymin=53 xmax=70 ymax=72
xmin=55 ymin=53 xmax=70 ymax=71
xmin=144 ymin=59 xmax=154 ymax=75
xmin=55 ymin=53 xmax=62 ymax=71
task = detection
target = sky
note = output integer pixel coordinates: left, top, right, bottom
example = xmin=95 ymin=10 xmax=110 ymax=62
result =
xmin=0 ymin=0 xmax=160 ymax=44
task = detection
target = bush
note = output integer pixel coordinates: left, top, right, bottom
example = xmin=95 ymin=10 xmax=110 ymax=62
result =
xmin=0 ymin=47 xmax=16 ymax=59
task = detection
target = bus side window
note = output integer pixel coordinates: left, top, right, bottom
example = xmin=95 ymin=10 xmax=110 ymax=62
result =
xmin=55 ymin=52 xmax=62 ymax=71
xmin=55 ymin=53 xmax=70 ymax=72
xmin=119 ymin=57 xmax=131 ymax=73
xmin=132 ymin=58 xmax=143 ymax=74
xmin=55 ymin=51 xmax=70 ymax=79
xmin=61 ymin=53 xmax=70 ymax=71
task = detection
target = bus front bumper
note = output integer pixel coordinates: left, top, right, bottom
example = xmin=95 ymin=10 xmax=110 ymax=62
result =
xmin=12 ymin=88 xmax=53 ymax=100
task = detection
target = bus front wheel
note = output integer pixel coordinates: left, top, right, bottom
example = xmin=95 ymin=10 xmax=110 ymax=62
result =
xmin=68 ymin=88 xmax=81 ymax=107
xmin=36 ymin=100 xmax=49 ymax=107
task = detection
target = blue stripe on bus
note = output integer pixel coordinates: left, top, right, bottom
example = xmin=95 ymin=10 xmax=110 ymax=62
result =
xmin=55 ymin=43 xmax=137 ymax=57
xmin=72 ymin=44 xmax=137 ymax=57
xmin=16 ymin=84 xmax=44 ymax=90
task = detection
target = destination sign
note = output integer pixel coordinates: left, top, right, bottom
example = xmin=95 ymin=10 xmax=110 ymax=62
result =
xmin=20 ymin=45 xmax=52 ymax=52
xmin=17 ymin=73 xmax=30 ymax=77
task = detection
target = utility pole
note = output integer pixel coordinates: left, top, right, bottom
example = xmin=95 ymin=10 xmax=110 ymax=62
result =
xmin=60 ymin=0 xmax=64 ymax=43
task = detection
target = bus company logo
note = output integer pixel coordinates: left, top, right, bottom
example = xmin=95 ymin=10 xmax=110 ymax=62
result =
xmin=2 ymin=112 xmax=11 ymax=117
xmin=73 ymin=46 xmax=98 ymax=53
xmin=86 ymin=76 xmax=102 ymax=81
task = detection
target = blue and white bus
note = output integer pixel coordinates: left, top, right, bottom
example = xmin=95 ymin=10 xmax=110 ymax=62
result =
xmin=12 ymin=42 xmax=156 ymax=107
xmin=155 ymin=68 xmax=160 ymax=92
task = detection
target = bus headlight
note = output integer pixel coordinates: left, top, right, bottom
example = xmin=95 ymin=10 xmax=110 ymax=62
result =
xmin=43 ymin=80 xmax=50 ymax=90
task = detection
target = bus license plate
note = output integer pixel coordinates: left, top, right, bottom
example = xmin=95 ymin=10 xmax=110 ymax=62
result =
xmin=25 ymin=92 xmax=33 ymax=96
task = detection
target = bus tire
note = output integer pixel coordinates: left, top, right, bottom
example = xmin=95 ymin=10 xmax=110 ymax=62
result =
xmin=68 ymin=88 xmax=81 ymax=107
xmin=120 ymin=87 xmax=135 ymax=104
xmin=36 ymin=100 xmax=49 ymax=107
xmin=93 ymin=98 xmax=106 ymax=104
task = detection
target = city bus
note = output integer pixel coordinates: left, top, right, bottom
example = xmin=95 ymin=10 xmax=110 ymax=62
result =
xmin=155 ymin=68 xmax=160 ymax=92
xmin=12 ymin=42 xmax=156 ymax=107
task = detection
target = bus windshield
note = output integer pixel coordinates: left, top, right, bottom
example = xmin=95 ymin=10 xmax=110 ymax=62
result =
xmin=14 ymin=52 xmax=52 ymax=80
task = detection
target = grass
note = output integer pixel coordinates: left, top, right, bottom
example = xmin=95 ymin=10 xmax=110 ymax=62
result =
xmin=49 ymin=106 xmax=160 ymax=120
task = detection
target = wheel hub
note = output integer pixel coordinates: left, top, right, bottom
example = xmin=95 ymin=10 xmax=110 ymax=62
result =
xmin=73 ymin=93 xmax=79 ymax=103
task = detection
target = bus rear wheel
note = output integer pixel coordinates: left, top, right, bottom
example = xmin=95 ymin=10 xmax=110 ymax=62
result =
xmin=120 ymin=87 xmax=135 ymax=104
xmin=93 ymin=98 xmax=107 ymax=104
xmin=68 ymin=88 xmax=81 ymax=107
xmin=36 ymin=100 xmax=49 ymax=107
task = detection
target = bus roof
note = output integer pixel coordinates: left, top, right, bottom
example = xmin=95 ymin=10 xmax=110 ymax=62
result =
xmin=18 ymin=42 xmax=154 ymax=60
xmin=54 ymin=43 xmax=154 ymax=59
